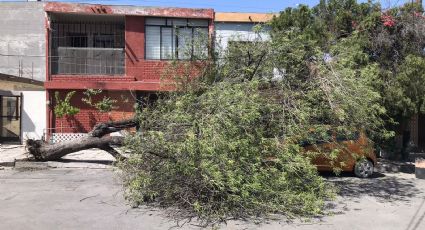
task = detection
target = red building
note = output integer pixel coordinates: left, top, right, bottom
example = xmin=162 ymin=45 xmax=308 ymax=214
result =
xmin=43 ymin=2 xmax=214 ymax=134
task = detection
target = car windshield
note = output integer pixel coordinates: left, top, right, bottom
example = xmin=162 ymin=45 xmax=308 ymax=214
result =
xmin=299 ymin=128 xmax=360 ymax=146
xmin=300 ymin=129 xmax=333 ymax=146
xmin=335 ymin=130 xmax=360 ymax=142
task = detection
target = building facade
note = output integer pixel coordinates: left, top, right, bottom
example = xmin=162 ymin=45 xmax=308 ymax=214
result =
xmin=0 ymin=1 xmax=214 ymax=142
xmin=0 ymin=4 xmax=278 ymax=143
xmin=41 ymin=2 xmax=214 ymax=138
xmin=9 ymin=4 xmax=422 ymax=152
xmin=0 ymin=2 xmax=46 ymax=143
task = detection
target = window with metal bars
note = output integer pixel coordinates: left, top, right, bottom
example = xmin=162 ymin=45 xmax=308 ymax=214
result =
xmin=50 ymin=21 xmax=125 ymax=75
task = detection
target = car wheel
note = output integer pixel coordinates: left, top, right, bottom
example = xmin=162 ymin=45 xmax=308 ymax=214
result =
xmin=354 ymin=159 xmax=374 ymax=178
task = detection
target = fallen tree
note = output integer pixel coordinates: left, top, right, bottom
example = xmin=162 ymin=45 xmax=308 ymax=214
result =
xmin=26 ymin=118 xmax=138 ymax=161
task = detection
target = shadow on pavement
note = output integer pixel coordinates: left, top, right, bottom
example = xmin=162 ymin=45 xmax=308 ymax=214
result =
xmin=55 ymin=159 xmax=115 ymax=165
xmin=323 ymin=172 xmax=421 ymax=202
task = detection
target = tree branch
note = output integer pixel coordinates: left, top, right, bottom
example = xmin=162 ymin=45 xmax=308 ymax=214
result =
xmin=89 ymin=118 xmax=139 ymax=137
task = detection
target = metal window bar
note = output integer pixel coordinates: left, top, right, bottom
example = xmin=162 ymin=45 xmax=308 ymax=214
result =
xmin=51 ymin=21 xmax=125 ymax=75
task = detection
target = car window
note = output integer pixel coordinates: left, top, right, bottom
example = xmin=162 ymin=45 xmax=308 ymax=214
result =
xmin=300 ymin=130 xmax=333 ymax=146
xmin=335 ymin=130 xmax=360 ymax=142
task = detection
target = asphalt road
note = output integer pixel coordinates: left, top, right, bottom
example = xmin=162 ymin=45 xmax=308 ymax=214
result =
xmin=0 ymin=168 xmax=424 ymax=230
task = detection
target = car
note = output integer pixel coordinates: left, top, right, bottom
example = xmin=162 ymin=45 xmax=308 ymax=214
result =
xmin=302 ymin=129 xmax=377 ymax=178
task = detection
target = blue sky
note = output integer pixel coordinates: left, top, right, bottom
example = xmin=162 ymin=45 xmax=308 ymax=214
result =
xmin=1 ymin=0 xmax=413 ymax=12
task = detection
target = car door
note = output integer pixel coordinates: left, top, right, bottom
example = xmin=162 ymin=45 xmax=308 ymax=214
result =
xmin=305 ymin=130 xmax=335 ymax=171
xmin=334 ymin=130 xmax=362 ymax=171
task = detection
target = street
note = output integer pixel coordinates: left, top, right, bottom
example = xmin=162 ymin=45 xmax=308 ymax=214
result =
xmin=0 ymin=168 xmax=424 ymax=230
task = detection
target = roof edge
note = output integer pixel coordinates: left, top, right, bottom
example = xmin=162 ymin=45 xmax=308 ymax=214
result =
xmin=44 ymin=2 xmax=214 ymax=19
xmin=215 ymin=12 xmax=276 ymax=23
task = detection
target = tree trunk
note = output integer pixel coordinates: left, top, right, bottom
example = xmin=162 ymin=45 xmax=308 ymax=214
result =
xmin=26 ymin=119 xmax=138 ymax=161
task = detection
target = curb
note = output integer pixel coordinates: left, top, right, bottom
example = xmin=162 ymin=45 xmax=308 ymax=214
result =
xmin=46 ymin=161 xmax=113 ymax=169
xmin=416 ymin=167 xmax=425 ymax=179
xmin=2 ymin=160 xmax=113 ymax=170
xmin=375 ymin=159 xmax=415 ymax=174
xmin=416 ymin=158 xmax=425 ymax=179
xmin=0 ymin=161 xmax=16 ymax=167
xmin=14 ymin=161 xmax=49 ymax=170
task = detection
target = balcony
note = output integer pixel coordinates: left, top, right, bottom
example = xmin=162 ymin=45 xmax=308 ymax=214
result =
xmin=50 ymin=15 xmax=125 ymax=76
xmin=52 ymin=47 xmax=124 ymax=75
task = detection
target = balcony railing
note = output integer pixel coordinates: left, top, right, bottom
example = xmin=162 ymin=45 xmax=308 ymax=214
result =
xmin=51 ymin=47 xmax=124 ymax=75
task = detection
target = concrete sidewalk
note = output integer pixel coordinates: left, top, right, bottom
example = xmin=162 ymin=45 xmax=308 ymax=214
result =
xmin=0 ymin=145 xmax=115 ymax=169
xmin=0 ymin=145 xmax=28 ymax=167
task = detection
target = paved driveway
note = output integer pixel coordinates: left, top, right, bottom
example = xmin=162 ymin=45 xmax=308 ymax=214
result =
xmin=0 ymin=168 xmax=424 ymax=230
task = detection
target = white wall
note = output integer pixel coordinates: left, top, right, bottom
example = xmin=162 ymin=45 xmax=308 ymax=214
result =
xmin=21 ymin=91 xmax=46 ymax=141
xmin=214 ymin=22 xmax=283 ymax=79
xmin=215 ymin=22 xmax=270 ymax=52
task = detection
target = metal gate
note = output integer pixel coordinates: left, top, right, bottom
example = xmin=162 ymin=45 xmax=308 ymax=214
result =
xmin=0 ymin=95 xmax=21 ymax=143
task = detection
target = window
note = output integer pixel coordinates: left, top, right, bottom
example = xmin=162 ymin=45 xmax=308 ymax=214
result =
xmin=161 ymin=27 xmax=174 ymax=59
xmin=94 ymin=34 xmax=115 ymax=48
xmin=145 ymin=26 xmax=161 ymax=59
xmin=145 ymin=17 xmax=209 ymax=60
xmin=177 ymin=27 xmax=192 ymax=59
xmin=67 ymin=32 xmax=88 ymax=47
xmin=193 ymin=27 xmax=209 ymax=58
xmin=336 ymin=130 xmax=360 ymax=142
xmin=300 ymin=130 xmax=333 ymax=147
xmin=52 ymin=21 xmax=125 ymax=75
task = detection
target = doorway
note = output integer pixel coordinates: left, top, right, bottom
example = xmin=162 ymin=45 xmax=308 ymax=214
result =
xmin=0 ymin=95 xmax=21 ymax=143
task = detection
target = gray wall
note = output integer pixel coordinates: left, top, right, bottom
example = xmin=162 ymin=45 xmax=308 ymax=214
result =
xmin=0 ymin=2 xmax=46 ymax=82
xmin=215 ymin=22 xmax=270 ymax=52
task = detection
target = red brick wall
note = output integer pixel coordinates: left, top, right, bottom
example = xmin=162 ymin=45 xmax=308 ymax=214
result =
xmin=125 ymin=16 xmax=211 ymax=84
xmin=51 ymin=75 xmax=135 ymax=81
xmin=125 ymin=16 xmax=169 ymax=82
xmin=53 ymin=90 xmax=135 ymax=133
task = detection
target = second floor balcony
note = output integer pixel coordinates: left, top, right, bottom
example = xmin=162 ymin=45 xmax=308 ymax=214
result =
xmin=50 ymin=14 xmax=125 ymax=76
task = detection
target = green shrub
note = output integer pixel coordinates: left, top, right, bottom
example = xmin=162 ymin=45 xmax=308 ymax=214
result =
xmin=54 ymin=91 xmax=80 ymax=118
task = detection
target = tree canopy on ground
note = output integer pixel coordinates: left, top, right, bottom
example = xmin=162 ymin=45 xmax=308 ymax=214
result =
xmin=35 ymin=0 xmax=424 ymax=224
xmin=119 ymin=1 xmax=398 ymax=223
